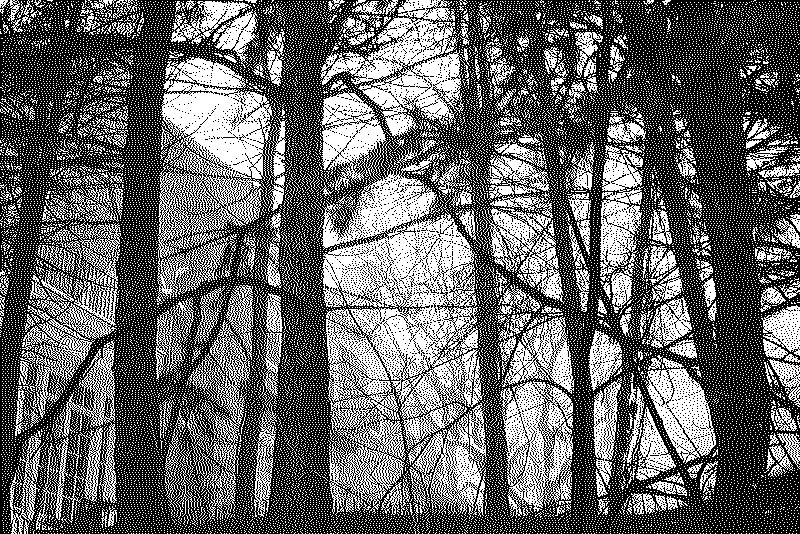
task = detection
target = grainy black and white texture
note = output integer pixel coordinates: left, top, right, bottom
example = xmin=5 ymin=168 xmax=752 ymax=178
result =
xmin=1 ymin=1 xmax=798 ymax=534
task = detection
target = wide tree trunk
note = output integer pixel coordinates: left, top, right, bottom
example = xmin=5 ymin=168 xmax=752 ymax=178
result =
xmin=681 ymin=52 xmax=771 ymax=528
xmin=267 ymin=2 xmax=333 ymax=533
xmin=235 ymin=101 xmax=281 ymax=521
xmin=641 ymin=4 xmax=774 ymax=527
xmin=619 ymin=6 xmax=770 ymax=526
xmin=456 ymin=0 xmax=511 ymax=521
xmin=1 ymin=85 xmax=59 ymax=534
xmin=113 ymin=1 xmax=176 ymax=531
xmin=1 ymin=4 xmax=74 ymax=532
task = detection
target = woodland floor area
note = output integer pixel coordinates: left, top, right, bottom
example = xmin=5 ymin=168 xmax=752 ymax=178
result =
xmin=98 ymin=506 xmax=799 ymax=534
xmin=84 ymin=470 xmax=800 ymax=534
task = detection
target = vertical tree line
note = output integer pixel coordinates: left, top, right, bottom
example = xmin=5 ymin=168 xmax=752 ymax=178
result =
xmin=267 ymin=2 xmax=333 ymax=533
xmin=1 ymin=1 xmax=797 ymax=533
xmin=454 ymin=0 xmax=511 ymax=523
xmin=113 ymin=1 xmax=176 ymax=531
xmin=1 ymin=2 xmax=80 ymax=532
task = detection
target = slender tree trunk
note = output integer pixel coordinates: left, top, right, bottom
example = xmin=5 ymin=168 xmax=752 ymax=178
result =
xmin=456 ymin=0 xmax=511 ymax=521
xmin=235 ymin=100 xmax=281 ymax=521
xmin=113 ymin=1 xmax=176 ymax=531
xmin=646 ymin=76 xmax=719 ymax=504
xmin=681 ymin=48 xmax=770 ymax=528
xmin=1 ymin=3 xmax=75 ymax=531
xmin=1 ymin=97 xmax=56 ymax=534
xmin=531 ymin=4 xmax=613 ymax=528
xmin=268 ymin=2 xmax=333 ymax=533
xmin=619 ymin=0 xmax=723 ymax=513
xmin=656 ymin=134 xmax=717 ymax=384
xmin=529 ymin=28 xmax=599 ymax=534
xmin=576 ymin=5 xmax=612 ymax=525
xmin=632 ymin=50 xmax=718 ymax=404
xmin=607 ymin=121 xmax=654 ymax=517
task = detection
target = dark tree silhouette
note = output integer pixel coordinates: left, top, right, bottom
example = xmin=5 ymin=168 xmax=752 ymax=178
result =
xmin=2 ymin=2 xmax=796 ymax=532
xmin=677 ymin=32 xmax=771 ymax=534
xmin=113 ymin=1 xmax=176 ymax=531
xmin=454 ymin=0 xmax=511 ymax=521
xmin=1 ymin=3 xmax=79 ymax=532
xmin=267 ymin=2 xmax=333 ymax=533
xmin=620 ymin=1 xmax=792 ymax=528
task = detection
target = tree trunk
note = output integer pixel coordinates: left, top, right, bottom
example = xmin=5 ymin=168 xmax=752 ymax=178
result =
xmin=1 ymin=94 xmax=57 ymax=534
xmin=623 ymin=3 xmax=775 ymax=526
xmin=529 ymin=27 xmax=599 ymax=534
xmin=113 ymin=1 xmax=176 ymax=531
xmin=646 ymin=73 xmax=716 ymax=505
xmin=268 ymin=2 xmax=333 ymax=533
xmin=608 ymin=54 xmax=715 ymax=512
xmin=607 ymin=115 xmax=654 ymax=517
xmin=235 ymin=100 xmax=281 ymax=521
xmin=456 ymin=0 xmax=511 ymax=521
xmin=656 ymin=132 xmax=717 ymax=387
xmin=681 ymin=49 xmax=770 ymax=528
xmin=1 ymin=3 xmax=74 ymax=531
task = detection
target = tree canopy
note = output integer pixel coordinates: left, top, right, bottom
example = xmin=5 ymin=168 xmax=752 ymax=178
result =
xmin=1 ymin=1 xmax=798 ymax=533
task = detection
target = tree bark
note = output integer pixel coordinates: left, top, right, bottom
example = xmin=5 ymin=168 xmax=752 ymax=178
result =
xmin=681 ymin=51 xmax=771 ymax=529
xmin=1 ymin=3 xmax=75 ymax=532
xmin=607 ymin=123 xmax=654 ymax=517
xmin=113 ymin=1 xmax=176 ymax=531
xmin=267 ymin=2 xmax=333 ymax=533
xmin=235 ymin=100 xmax=281 ymax=521
xmin=1 ymin=91 xmax=58 ymax=534
xmin=529 ymin=28 xmax=600 ymax=534
xmin=456 ymin=0 xmax=511 ymax=521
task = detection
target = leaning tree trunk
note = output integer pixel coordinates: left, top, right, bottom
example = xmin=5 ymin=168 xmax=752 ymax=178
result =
xmin=625 ymin=2 xmax=780 ymax=527
xmin=235 ymin=100 xmax=281 ymax=521
xmin=618 ymin=0 xmax=728 ymax=513
xmin=267 ymin=2 xmax=333 ymax=533
xmin=681 ymin=51 xmax=771 ymax=529
xmin=457 ymin=0 xmax=511 ymax=520
xmin=648 ymin=102 xmax=716 ymax=386
xmin=1 ymin=3 xmax=74 ymax=532
xmin=113 ymin=1 xmax=176 ymax=531
xmin=636 ymin=3 xmax=775 ymax=528
xmin=646 ymin=71 xmax=718 ymax=504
